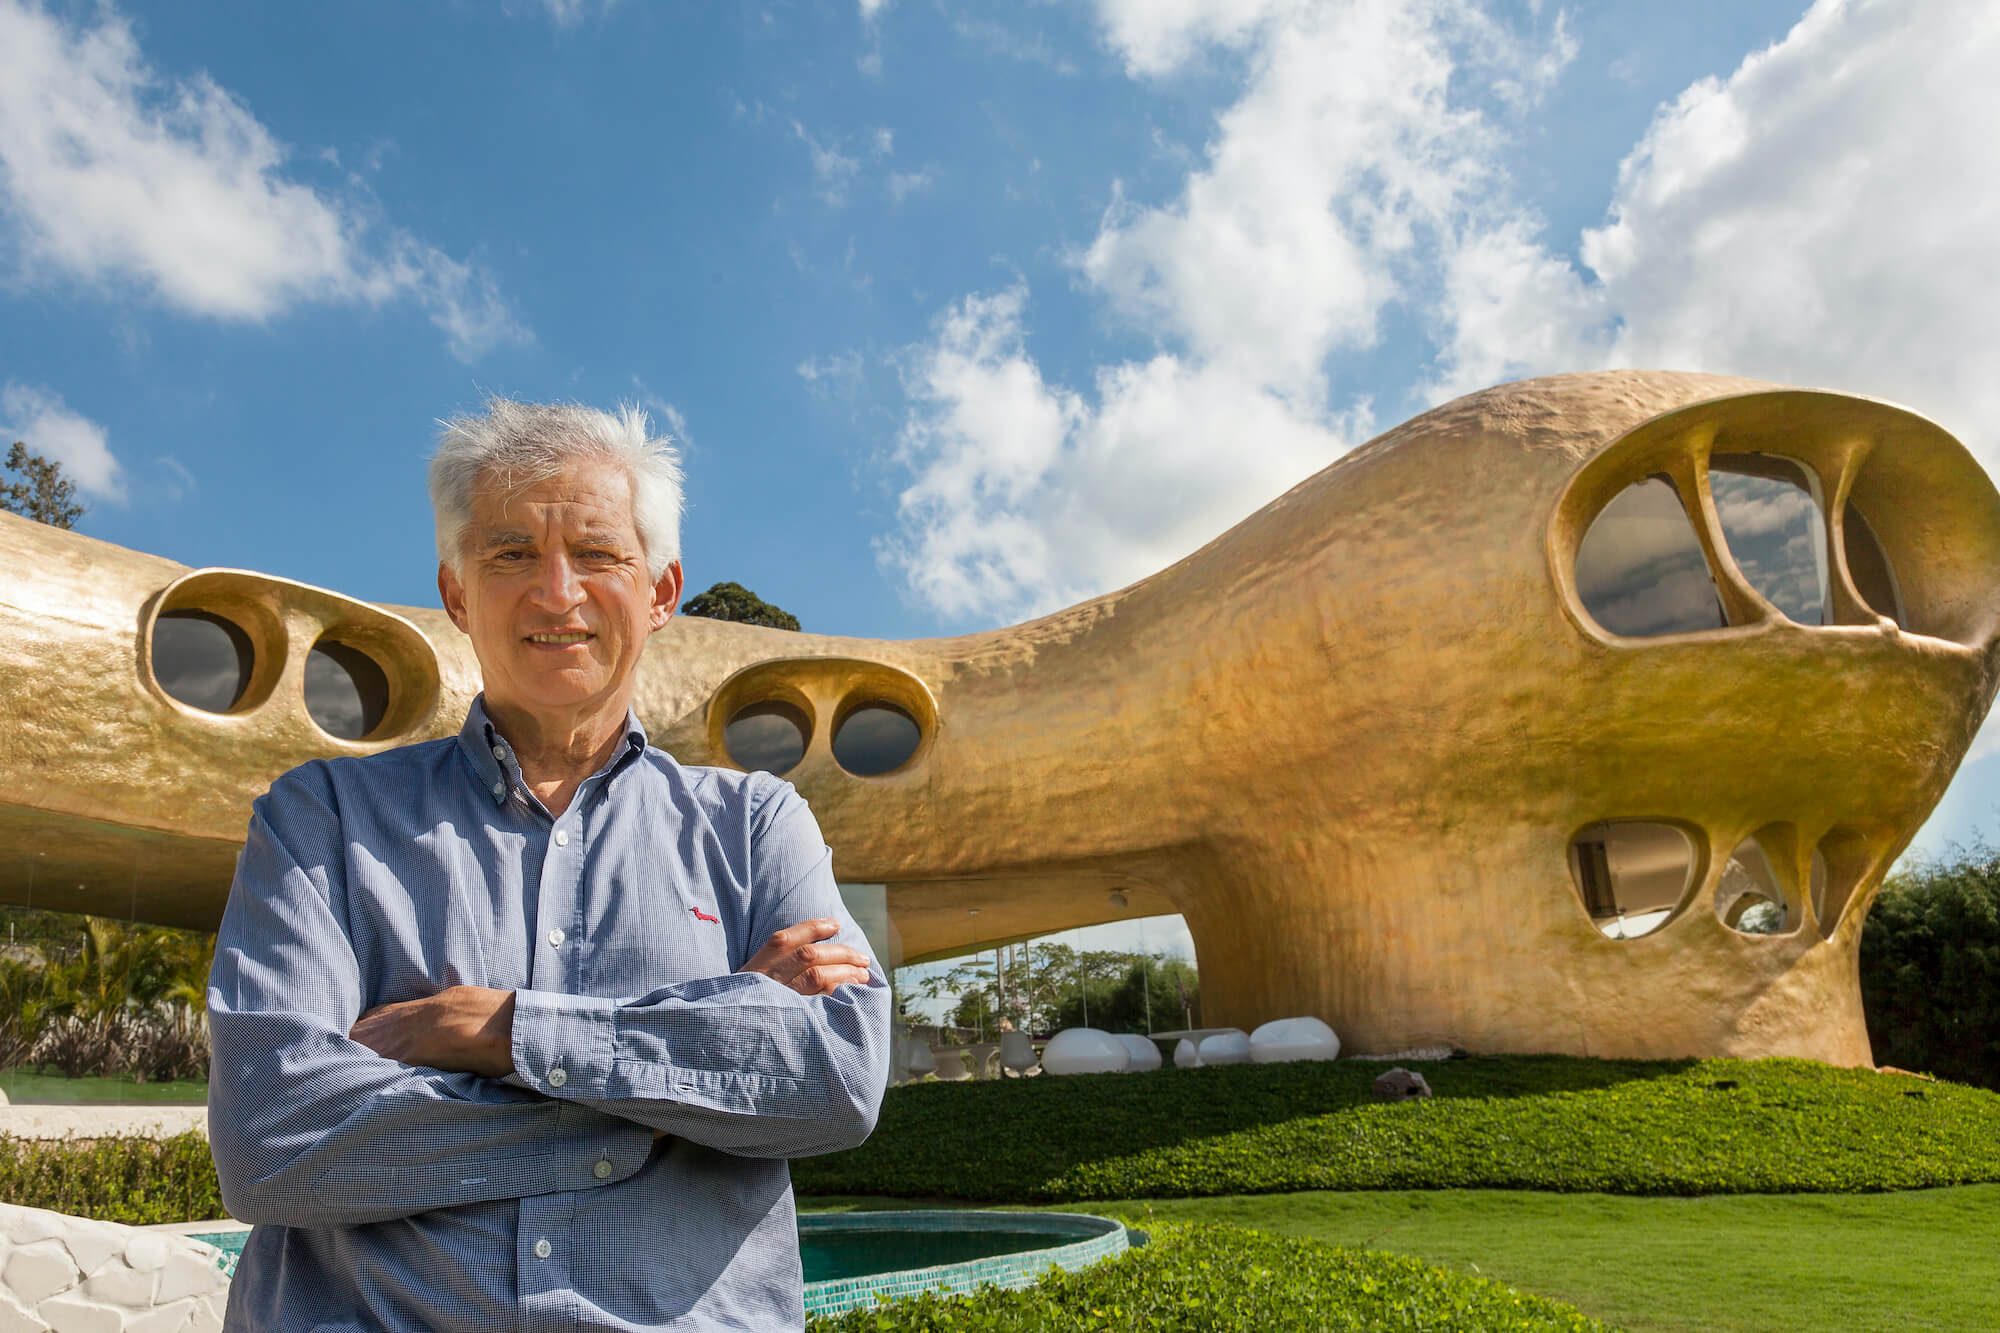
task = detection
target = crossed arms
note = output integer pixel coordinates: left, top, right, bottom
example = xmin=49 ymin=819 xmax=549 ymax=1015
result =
xmin=207 ymin=769 xmax=890 ymax=1229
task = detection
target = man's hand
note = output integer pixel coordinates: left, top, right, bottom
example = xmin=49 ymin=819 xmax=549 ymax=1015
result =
xmin=739 ymin=919 xmax=873 ymax=996
xmin=350 ymin=986 xmax=517 ymax=1078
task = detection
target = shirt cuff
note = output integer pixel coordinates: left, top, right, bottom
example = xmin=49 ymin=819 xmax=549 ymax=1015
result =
xmin=512 ymin=988 xmax=618 ymax=1096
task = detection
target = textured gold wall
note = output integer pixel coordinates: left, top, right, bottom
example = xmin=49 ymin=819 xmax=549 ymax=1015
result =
xmin=3 ymin=371 xmax=1994 ymax=1063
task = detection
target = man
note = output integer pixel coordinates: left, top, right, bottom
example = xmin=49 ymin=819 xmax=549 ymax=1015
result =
xmin=207 ymin=399 xmax=890 ymax=1331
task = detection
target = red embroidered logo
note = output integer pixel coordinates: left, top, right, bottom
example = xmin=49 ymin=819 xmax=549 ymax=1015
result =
xmin=690 ymin=906 xmax=720 ymax=924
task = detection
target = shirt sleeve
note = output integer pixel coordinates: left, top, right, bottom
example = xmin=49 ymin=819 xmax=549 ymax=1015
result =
xmin=508 ymin=781 xmax=891 ymax=1158
xmin=207 ymin=766 xmax=657 ymax=1228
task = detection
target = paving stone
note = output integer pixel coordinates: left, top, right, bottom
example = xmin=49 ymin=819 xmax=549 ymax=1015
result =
xmin=152 ymin=1251 xmax=222 ymax=1306
xmin=35 ymin=1294 xmax=121 ymax=1333
xmin=5 ymin=1241 xmax=79 ymax=1305
xmin=4 ymin=1211 xmax=62 ymax=1248
xmin=126 ymin=1299 xmax=195 ymax=1333
xmin=57 ymin=1228 xmax=121 ymax=1281
xmin=0 ymin=1287 xmax=43 ymax=1333
xmin=184 ymin=1292 xmax=226 ymax=1333
xmin=83 ymin=1264 xmax=155 ymax=1307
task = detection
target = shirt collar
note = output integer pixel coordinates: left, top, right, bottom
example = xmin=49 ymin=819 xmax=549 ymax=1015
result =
xmin=457 ymin=695 xmax=649 ymax=809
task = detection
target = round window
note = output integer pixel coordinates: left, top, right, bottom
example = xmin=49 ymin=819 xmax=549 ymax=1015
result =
xmin=305 ymin=640 xmax=390 ymax=741
xmin=832 ymin=703 xmax=922 ymax=776
xmin=151 ymin=610 xmax=254 ymax=713
xmin=725 ymin=701 xmax=810 ymax=775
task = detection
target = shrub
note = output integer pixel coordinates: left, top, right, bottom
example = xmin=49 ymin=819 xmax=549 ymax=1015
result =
xmin=807 ymin=1223 xmax=1611 ymax=1331
xmin=1861 ymin=845 xmax=2000 ymax=1090
xmin=0 ymin=1132 xmax=223 ymax=1226
xmin=793 ymin=1055 xmax=2000 ymax=1202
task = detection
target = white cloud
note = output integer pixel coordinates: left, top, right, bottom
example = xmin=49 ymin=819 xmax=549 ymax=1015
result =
xmin=887 ymin=169 xmax=933 ymax=204
xmin=629 ymin=376 xmax=694 ymax=452
xmin=880 ymin=0 xmax=1567 ymax=624
xmin=859 ymin=0 xmax=891 ymax=20
xmin=0 ymin=1 xmax=524 ymax=360
xmin=793 ymin=121 xmax=861 ymax=205
xmin=1428 ymin=0 xmax=2000 ymax=495
xmin=538 ymin=0 xmax=616 ymax=24
xmin=2 ymin=383 xmax=123 ymax=503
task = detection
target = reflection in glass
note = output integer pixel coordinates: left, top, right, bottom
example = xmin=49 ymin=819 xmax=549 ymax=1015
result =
xmin=1575 ymin=477 xmax=1725 ymax=636
xmin=832 ymin=704 xmax=922 ymax=776
xmin=305 ymin=641 xmax=390 ymax=741
xmin=1568 ymin=822 xmax=1696 ymax=939
xmin=1842 ymin=503 xmax=1904 ymax=627
xmin=1710 ymin=455 xmax=1826 ymax=625
xmin=725 ymin=701 xmax=809 ymax=775
xmin=1714 ymin=835 xmax=1795 ymax=935
xmin=151 ymin=611 xmax=253 ymax=713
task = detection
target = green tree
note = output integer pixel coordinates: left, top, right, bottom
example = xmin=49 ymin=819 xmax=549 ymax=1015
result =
xmin=0 ymin=443 xmax=84 ymax=529
xmin=1861 ymin=839 xmax=2000 ymax=1089
xmin=921 ymin=944 xmax=1199 ymax=1038
xmin=680 ymin=581 xmax=801 ymax=631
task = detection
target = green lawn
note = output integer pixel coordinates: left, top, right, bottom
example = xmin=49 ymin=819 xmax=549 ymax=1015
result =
xmin=0 ymin=1069 xmax=208 ymax=1105
xmin=806 ymin=1187 xmax=2000 ymax=1333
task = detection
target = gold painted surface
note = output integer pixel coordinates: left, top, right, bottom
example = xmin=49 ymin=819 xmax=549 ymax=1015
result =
xmin=2 ymin=371 xmax=1995 ymax=1062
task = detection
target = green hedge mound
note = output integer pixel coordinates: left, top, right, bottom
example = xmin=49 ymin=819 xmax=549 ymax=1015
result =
xmin=807 ymin=1223 xmax=1612 ymax=1331
xmin=0 ymin=1131 xmax=222 ymax=1226
xmin=793 ymin=1055 xmax=2000 ymax=1202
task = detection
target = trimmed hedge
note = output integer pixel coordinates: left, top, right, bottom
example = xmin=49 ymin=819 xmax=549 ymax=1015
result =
xmin=0 ymin=1130 xmax=222 ymax=1225
xmin=793 ymin=1055 xmax=2000 ymax=1202
xmin=1861 ymin=847 xmax=2000 ymax=1091
xmin=806 ymin=1223 xmax=1612 ymax=1331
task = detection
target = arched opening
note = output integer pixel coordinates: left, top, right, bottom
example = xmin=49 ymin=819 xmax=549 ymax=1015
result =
xmin=1709 ymin=454 xmax=1827 ymax=625
xmin=1714 ymin=834 xmax=1801 ymax=936
xmin=305 ymin=640 xmax=391 ymax=741
xmin=1575 ymin=477 xmax=1725 ymax=637
xmin=1842 ymin=502 xmax=1905 ymax=627
xmin=150 ymin=610 xmax=254 ymax=714
xmin=724 ymin=700 xmax=811 ymax=775
xmin=1568 ymin=821 xmax=1698 ymax=938
xmin=832 ymin=703 xmax=923 ymax=777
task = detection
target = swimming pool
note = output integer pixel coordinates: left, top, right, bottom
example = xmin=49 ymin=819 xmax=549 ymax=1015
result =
xmin=189 ymin=1209 xmax=1132 ymax=1317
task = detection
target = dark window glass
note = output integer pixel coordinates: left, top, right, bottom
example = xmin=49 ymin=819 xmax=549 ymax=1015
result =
xmin=1842 ymin=503 xmax=1904 ymax=627
xmin=1575 ymin=477 xmax=1725 ymax=636
xmin=1715 ymin=835 xmax=1795 ymax=935
xmin=1710 ymin=455 xmax=1826 ymax=625
xmin=832 ymin=704 xmax=922 ymax=776
xmin=1568 ymin=821 xmax=1696 ymax=939
xmin=725 ymin=701 xmax=809 ymax=775
xmin=305 ymin=641 xmax=390 ymax=741
xmin=151 ymin=611 xmax=253 ymax=713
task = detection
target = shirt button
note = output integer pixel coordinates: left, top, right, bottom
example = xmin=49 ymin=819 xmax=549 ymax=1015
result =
xmin=547 ymin=928 xmax=565 ymax=948
xmin=548 ymin=1066 xmax=568 ymax=1088
xmin=491 ymin=781 xmax=505 ymax=799
xmin=593 ymin=1158 xmax=613 ymax=1179
xmin=534 ymin=1238 xmax=552 ymax=1260
xmin=554 ymin=830 xmax=569 ymax=847
xmin=492 ymin=744 xmax=507 ymax=761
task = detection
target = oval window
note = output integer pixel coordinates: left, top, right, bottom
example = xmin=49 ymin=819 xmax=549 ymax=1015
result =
xmin=1575 ymin=477 xmax=1725 ymax=636
xmin=151 ymin=610 xmax=254 ymax=713
xmin=832 ymin=703 xmax=922 ymax=776
xmin=725 ymin=701 xmax=810 ymax=775
xmin=305 ymin=640 xmax=390 ymax=741
xmin=1568 ymin=821 xmax=1697 ymax=939
xmin=1842 ymin=502 xmax=1904 ymax=627
xmin=1710 ymin=455 xmax=1827 ymax=625
xmin=1714 ymin=835 xmax=1796 ymax=935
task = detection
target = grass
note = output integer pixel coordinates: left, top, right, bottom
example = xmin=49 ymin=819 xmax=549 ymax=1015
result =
xmin=806 ymin=1222 xmax=1611 ymax=1331
xmin=0 ymin=1069 xmax=208 ymax=1105
xmin=804 ymin=1187 xmax=2000 ymax=1333
xmin=794 ymin=1056 xmax=2000 ymax=1201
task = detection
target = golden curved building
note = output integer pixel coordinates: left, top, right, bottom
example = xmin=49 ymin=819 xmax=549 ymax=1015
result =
xmin=2 ymin=371 xmax=1995 ymax=1064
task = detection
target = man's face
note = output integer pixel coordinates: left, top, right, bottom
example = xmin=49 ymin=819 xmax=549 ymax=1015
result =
xmin=438 ymin=457 xmax=683 ymax=723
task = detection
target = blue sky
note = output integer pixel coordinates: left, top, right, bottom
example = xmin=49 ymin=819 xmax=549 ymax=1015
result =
xmin=4 ymin=0 xmax=1996 ymax=985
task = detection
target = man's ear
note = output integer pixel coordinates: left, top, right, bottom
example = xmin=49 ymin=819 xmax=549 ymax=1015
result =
xmin=649 ymin=560 xmax=684 ymax=632
xmin=439 ymin=562 xmax=471 ymax=634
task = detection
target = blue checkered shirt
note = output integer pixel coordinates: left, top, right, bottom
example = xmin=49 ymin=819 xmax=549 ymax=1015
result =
xmin=207 ymin=699 xmax=890 ymax=1330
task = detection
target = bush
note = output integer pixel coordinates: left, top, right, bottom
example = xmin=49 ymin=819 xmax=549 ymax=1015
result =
xmin=793 ymin=1055 xmax=2000 ymax=1202
xmin=0 ymin=1132 xmax=223 ymax=1226
xmin=807 ymin=1223 xmax=1611 ymax=1331
xmin=1861 ymin=845 xmax=2000 ymax=1090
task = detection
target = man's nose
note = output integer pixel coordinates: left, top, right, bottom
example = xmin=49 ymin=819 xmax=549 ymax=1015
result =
xmin=528 ymin=550 xmax=584 ymax=609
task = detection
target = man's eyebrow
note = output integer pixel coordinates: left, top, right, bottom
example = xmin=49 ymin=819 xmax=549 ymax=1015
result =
xmin=572 ymin=528 xmax=632 ymax=547
xmin=477 ymin=531 xmax=535 ymax=551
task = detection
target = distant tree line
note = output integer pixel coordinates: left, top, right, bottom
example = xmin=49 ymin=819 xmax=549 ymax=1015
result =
xmin=917 ymin=944 xmax=1200 ymax=1041
xmin=1 ymin=443 xmax=84 ymax=529
xmin=0 ymin=912 xmax=213 ymax=1083
xmin=680 ymin=581 xmax=800 ymax=631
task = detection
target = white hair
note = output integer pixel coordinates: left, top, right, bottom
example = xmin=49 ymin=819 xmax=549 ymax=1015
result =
xmin=429 ymin=398 xmax=685 ymax=579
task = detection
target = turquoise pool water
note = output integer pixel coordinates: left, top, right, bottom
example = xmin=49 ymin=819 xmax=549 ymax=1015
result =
xmin=189 ymin=1210 xmax=1130 ymax=1318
